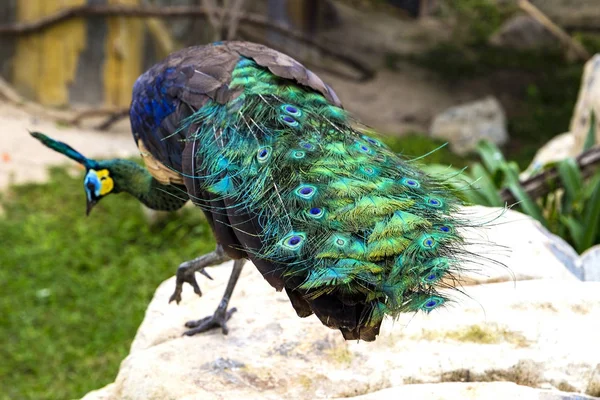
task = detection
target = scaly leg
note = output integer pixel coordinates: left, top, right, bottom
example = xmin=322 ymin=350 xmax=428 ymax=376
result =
xmin=183 ymin=258 xmax=245 ymax=336
xmin=169 ymin=245 xmax=230 ymax=304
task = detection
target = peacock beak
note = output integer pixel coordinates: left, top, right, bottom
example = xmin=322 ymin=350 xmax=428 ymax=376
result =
xmin=86 ymin=198 xmax=97 ymax=216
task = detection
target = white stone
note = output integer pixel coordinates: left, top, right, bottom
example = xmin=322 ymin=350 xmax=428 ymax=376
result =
xmin=430 ymin=97 xmax=508 ymax=155
xmin=80 ymin=207 xmax=600 ymax=400
xmin=459 ymin=206 xmax=582 ymax=283
xmin=522 ymin=132 xmax=577 ymax=178
xmin=570 ymin=54 xmax=600 ymax=153
xmin=581 ymin=245 xmax=600 ymax=281
xmin=81 ymin=268 xmax=600 ymax=399
xmin=344 ymin=382 xmax=598 ymax=400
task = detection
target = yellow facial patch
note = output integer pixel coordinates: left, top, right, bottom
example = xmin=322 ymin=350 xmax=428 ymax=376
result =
xmin=96 ymin=169 xmax=114 ymax=195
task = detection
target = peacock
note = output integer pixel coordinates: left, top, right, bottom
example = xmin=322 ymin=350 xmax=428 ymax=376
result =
xmin=31 ymin=41 xmax=477 ymax=341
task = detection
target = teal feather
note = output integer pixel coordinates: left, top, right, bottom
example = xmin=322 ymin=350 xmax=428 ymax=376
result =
xmin=32 ymin=42 xmax=489 ymax=342
xmin=178 ymin=57 xmax=473 ymax=331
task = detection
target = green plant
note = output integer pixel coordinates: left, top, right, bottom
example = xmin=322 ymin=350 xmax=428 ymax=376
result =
xmin=427 ymin=114 xmax=600 ymax=253
xmin=448 ymin=0 xmax=515 ymax=45
xmin=0 ymin=166 xmax=214 ymax=400
xmin=382 ymin=133 xmax=473 ymax=169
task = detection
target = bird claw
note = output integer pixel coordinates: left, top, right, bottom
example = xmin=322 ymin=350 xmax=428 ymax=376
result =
xmin=168 ymin=263 xmax=212 ymax=304
xmin=183 ymin=307 xmax=237 ymax=336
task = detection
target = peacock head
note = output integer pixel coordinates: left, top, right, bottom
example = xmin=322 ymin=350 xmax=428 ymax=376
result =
xmin=82 ymin=167 xmax=115 ymax=215
xmin=30 ymin=131 xmax=117 ymax=215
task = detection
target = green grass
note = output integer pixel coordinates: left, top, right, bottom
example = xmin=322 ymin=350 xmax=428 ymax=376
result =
xmin=383 ymin=133 xmax=473 ymax=168
xmin=0 ymin=166 xmax=214 ymax=400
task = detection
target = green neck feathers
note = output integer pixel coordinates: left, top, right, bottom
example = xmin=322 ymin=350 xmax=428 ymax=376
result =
xmin=101 ymin=159 xmax=188 ymax=211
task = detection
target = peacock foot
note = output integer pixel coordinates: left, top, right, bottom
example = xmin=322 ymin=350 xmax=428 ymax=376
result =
xmin=168 ymin=246 xmax=229 ymax=304
xmin=183 ymin=306 xmax=237 ymax=336
xmin=168 ymin=262 xmax=213 ymax=304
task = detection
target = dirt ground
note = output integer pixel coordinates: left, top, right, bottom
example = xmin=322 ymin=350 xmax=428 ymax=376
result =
xmin=0 ymin=103 xmax=138 ymax=190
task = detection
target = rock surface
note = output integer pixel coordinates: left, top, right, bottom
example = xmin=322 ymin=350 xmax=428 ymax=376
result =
xmin=523 ymin=132 xmax=576 ymax=177
xmin=459 ymin=207 xmax=582 ymax=283
xmin=489 ymin=15 xmax=558 ymax=51
xmin=81 ymin=208 xmax=599 ymax=400
xmin=349 ymin=382 xmax=599 ymax=400
xmin=581 ymin=245 xmax=600 ymax=282
xmin=570 ymin=55 xmax=600 ymax=153
xmin=429 ymin=97 xmax=508 ymax=155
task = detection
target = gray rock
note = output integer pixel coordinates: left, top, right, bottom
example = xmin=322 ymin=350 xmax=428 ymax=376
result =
xmin=81 ymin=270 xmax=600 ymax=398
xmin=489 ymin=15 xmax=558 ymax=51
xmin=429 ymin=97 xmax=508 ymax=155
xmin=570 ymin=55 xmax=600 ymax=153
xmin=581 ymin=245 xmax=600 ymax=281
xmin=80 ymin=207 xmax=600 ymax=399
xmin=344 ymin=382 xmax=599 ymax=400
xmin=459 ymin=206 xmax=581 ymax=283
xmin=522 ymin=132 xmax=577 ymax=178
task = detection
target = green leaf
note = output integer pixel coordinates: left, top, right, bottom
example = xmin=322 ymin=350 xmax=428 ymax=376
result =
xmin=422 ymin=164 xmax=489 ymax=205
xmin=502 ymin=164 xmax=547 ymax=226
xmin=583 ymin=109 xmax=597 ymax=151
xmin=556 ymin=157 xmax=583 ymax=214
xmin=476 ymin=140 xmax=506 ymax=174
xmin=561 ymin=215 xmax=585 ymax=251
xmin=580 ymin=170 xmax=600 ymax=250
xmin=471 ymin=163 xmax=504 ymax=206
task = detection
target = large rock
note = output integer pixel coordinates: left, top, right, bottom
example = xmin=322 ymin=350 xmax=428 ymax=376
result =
xmin=81 ymin=207 xmax=599 ymax=400
xmin=489 ymin=15 xmax=559 ymax=51
xmin=522 ymin=132 xmax=576 ymax=178
xmin=459 ymin=207 xmax=582 ymax=283
xmin=581 ymin=245 xmax=600 ymax=281
xmin=349 ymin=382 xmax=599 ymax=400
xmin=81 ymin=272 xmax=600 ymax=400
xmin=429 ymin=97 xmax=508 ymax=155
xmin=570 ymin=55 xmax=600 ymax=153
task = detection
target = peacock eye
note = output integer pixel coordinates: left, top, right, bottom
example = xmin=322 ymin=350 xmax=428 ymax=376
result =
xmin=295 ymin=184 xmax=317 ymax=199
xmin=282 ymin=104 xmax=302 ymax=117
xmin=425 ymin=299 xmax=438 ymax=308
xmin=288 ymin=236 xmax=301 ymax=246
xmin=301 ymin=142 xmax=314 ymax=150
xmin=426 ymin=197 xmax=443 ymax=208
xmin=281 ymin=232 xmax=306 ymax=251
xmin=280 ymin=115 xmax=299 ymax=127
xmin=257 ymin=146 xmax=271 ymax=162
xmin=439 ymin=225 xmax=450 ymax=233
xmin=423 ymin=236 xmax=436 ymax=248
xmin=401 ymin=177 xmax=420 ymax=188
xmin=420 ymin=296 xmax=444 ymax=311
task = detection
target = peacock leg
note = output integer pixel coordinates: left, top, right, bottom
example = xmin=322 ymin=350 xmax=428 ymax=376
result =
xmin=169 ymin=245 xmax=230 ymax=304
xmin=183 ymin=258 xmax=245 ymax=336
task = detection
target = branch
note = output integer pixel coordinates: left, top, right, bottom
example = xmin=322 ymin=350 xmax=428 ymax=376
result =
xmin=0 ymin=4 xmax=374 ymax=81
xmin=500 ymin=146 xmax=600 ymax=203
xmin=0 ymin=75 xmax=73 ymax=121
xmin=518 ymin=0 xmax=590 ymax=61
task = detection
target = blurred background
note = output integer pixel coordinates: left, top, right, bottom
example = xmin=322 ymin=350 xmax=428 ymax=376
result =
xmin=1 ymin=0 xmax=599 ymax=399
